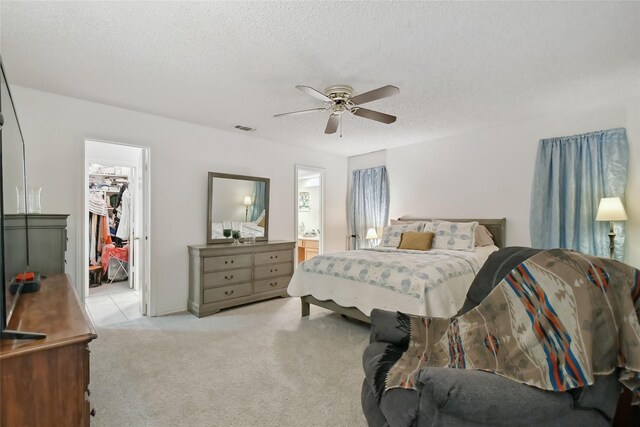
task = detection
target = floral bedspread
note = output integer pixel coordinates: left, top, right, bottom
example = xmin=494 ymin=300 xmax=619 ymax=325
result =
xmin=300 ymin=248 xmax=481 ymax=304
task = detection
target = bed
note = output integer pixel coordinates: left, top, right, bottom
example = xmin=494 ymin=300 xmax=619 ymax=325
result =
xmin=287 ymin=218 xmax=506 ymax=323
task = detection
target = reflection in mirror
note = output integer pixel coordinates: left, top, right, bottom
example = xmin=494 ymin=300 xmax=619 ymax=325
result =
xmin=207 ymin=172 xmax=269 ymax=244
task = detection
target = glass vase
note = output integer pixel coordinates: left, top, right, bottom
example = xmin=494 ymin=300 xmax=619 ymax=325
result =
xmin=27 ymin=187 xmax=42 ymax=214
xmin=232 ymin=222 xmax=242 ymax=245
xmin=222 ymin=220 xmax=232 ymax=239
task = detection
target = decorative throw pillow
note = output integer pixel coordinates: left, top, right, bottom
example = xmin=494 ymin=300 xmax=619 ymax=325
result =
xmin=474 ymin=225 xmax=494 ymax=246
xmin=379 ymin=222 xmax=425 ymax=247
xmin=397 ymin=231 xmax=434 ymax=251
xmin=432 ymin=220 xmax=478 ymax=251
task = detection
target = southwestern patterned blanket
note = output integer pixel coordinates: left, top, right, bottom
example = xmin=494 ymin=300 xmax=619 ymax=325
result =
xmin=381 ymin=248 xmax=640 ymax=403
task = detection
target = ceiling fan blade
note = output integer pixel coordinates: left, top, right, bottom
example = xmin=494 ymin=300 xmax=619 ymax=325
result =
xmin=350 ymin=85 xmax=399 ymax=105
xmin=274 ymin=107 xmax=329 ymax=118
xmin=296 ymin=85 xmax=333 ymax=103
xmin=325 ymin=114 xmax=339 ymax=134
xmin=351 ymin=107 xmax=396 ymax=124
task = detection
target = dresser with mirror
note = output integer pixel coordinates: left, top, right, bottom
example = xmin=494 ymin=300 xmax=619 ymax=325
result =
xmin=188 ymin=172 xmax=294 ymax=317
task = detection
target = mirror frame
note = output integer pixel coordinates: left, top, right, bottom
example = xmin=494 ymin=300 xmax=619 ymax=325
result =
xmin=207 ymin=172 xmax=270 ymax=244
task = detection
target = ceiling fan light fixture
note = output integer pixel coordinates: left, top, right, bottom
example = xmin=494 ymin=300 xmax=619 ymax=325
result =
xmin=275 ymin=83 xmax=399 ymax=136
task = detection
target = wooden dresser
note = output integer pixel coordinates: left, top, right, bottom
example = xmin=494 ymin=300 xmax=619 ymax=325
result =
xmin=188 ymin=241 xmax=295 ymax=317
xmin=1 ymin=274 xmax=97 ymax=427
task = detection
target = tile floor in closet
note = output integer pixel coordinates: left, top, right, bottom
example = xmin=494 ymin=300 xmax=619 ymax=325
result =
xmin=85 ymin=280 xmax=142 ymax=326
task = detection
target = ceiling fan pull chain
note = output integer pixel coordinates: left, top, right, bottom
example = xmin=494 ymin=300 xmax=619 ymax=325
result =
xmin=340 ymin=113 xmax=343 ymax=138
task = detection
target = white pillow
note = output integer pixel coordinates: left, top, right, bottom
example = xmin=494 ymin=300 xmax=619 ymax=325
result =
xmin=379 ymin=222 xmax=426 ymax=247
xmin=432 ymin=220 xmax=478 ymax=251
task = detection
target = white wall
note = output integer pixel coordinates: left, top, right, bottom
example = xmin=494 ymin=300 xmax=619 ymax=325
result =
xmin=13 ymin=86 xmax=348 ymax=315
xmin=362 ymin=96 xmax=640 ymax=268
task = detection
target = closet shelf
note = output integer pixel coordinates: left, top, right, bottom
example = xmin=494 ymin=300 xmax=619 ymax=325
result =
xmin=90 ymin=189 xmax=120 ymax=193
xmin=89 ymin=173 xmax=129 ymax=179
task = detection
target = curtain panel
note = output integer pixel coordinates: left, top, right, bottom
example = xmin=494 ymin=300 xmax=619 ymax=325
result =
xmin=349 ymin=166 xmax=389 ymax=249
xmin=530 ymin=128 xmax=628 ymax=260
xmin=250 ymin=182 xmax=266 ymax=222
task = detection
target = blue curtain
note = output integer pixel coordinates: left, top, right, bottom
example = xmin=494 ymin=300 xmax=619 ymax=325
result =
xmin=250 ymin=182 xmax=266 ymax=222
xmin=349 ymin=166 xmax=389 ymax=249
xmin=530 ymin=128 xmax=628 ymax=260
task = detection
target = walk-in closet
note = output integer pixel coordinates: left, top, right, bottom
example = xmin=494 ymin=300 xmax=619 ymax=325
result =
xmin=88 ymin=163 xmax=132 ymax=294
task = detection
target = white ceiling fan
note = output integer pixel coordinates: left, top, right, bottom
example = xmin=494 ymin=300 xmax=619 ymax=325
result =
xmin=274 ymin=84 xmax=399 ymax=136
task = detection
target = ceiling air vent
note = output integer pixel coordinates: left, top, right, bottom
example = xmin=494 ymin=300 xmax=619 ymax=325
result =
xmin=234 ymin=125 xmax=256 ymax=132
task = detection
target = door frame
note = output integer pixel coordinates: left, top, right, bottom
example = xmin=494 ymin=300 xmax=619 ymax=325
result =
xmin=294 ymin=165 xmax=325 ymax=266
xmin=81 ymin=139 xmax=153 ymax=316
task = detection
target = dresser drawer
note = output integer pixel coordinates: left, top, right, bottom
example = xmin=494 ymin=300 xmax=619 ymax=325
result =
xmin=254 ymin=276 xmax=290 ymax=293
xmin=254 ymin=262 xmax=292 ymax=279
xmin=204 ymin=268 xmax=252 ymax=287
xmin=254 ymin=250 xmax=292 ymax=265
xmin=203 ymin=254 xmax=252 ymax=271
xmin=203 ymin=282 xmax=252 ymax=303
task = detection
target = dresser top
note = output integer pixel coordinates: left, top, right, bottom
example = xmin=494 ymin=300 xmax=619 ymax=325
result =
xmin=1 ymin=274 xmax=97 ymax=359
xmin=188 ymin=240 xmax=295 ymax=250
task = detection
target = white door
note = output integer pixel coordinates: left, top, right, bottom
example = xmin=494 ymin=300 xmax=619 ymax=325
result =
xmin=135 ymin=149 xmax=150 ymax=315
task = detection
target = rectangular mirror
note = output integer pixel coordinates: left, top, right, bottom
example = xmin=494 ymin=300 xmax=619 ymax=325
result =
xmin=207 ymin=172 xmax=270 ymax=244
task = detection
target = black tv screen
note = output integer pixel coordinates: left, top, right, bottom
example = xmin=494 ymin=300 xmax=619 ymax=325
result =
xmin=1 ymin=55 xmax=30 ymax=331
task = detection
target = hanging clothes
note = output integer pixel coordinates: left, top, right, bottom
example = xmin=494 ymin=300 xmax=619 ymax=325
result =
xmin=116 ymin=188 xmax=131 ymax=240
xmin=90 ymin=213 xmax=98 ymax=265
xmin=89 ymin=190 xmax=113 ymax=265
xmin=88 ymin=191 xmax=108 ymax=216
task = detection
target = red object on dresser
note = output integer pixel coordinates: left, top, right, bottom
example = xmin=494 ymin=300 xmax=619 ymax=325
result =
xmin=15 ymin=271 xmax=35 ymax=282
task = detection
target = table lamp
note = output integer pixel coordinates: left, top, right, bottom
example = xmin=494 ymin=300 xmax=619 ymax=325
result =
xmin=365 ymin=228 xmax=379 ymax=248
xmin=243 ymin=196 xmax=252 ymax=222
xmin=595 ymin=197 xmax=628 ymax=258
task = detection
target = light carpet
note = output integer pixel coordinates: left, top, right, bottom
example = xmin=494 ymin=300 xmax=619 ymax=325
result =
xmin=90 ymin=297 xmax=370 ymax=426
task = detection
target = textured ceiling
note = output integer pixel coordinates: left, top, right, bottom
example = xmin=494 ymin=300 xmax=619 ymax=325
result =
xmin=2 ymin=1 xmax=639 ymax=157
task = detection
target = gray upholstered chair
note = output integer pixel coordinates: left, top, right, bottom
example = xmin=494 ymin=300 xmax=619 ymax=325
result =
xmin=361 ymin=248 xmax=623 ymax=427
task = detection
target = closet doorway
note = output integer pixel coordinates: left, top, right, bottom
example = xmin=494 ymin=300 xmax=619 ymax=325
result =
xmin=294 ymin=165 xmax=324 ymax=266
xmin=83 ymin=140 xmax=151 ymax=324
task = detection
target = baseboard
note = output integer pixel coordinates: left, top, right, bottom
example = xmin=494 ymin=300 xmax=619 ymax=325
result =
xmin=156 ymin=306 xmax=188 ymax=316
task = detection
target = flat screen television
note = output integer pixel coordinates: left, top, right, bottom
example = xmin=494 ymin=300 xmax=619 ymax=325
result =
xmin=0 ymin=55 xmax=44 ymax=339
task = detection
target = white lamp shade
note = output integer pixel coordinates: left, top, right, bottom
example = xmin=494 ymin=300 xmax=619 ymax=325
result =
xmin=596 ymin=197 xmax=628 ymax=221
xmin=243 ymin=196 xmax=252 ymax=206
xmin=365 ymin=228 xmax=379 ymax=239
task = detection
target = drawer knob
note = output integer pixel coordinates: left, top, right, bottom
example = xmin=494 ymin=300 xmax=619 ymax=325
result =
xmin=225 ymin=290 xmax=234 ymax=295
xmin=225 ymin=275 xmax=234 ymax=280
xmin=270 ymin=282 xmax=277 ymax=287
xmin=271 ymin=269 xmax=278 ymax=273
xmin=224 ymin=260 xmax=234 ymax=264
xmin=90 ymin=408 xmax=96 ymax=417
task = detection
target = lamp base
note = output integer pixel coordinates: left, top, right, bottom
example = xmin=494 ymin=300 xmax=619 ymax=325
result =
xmin=608 ymin=221 xmax=615 ymax=259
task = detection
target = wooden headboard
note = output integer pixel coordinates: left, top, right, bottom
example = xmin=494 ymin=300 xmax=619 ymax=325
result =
xmin=396 ymin=217 xmax=507 ymax=248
